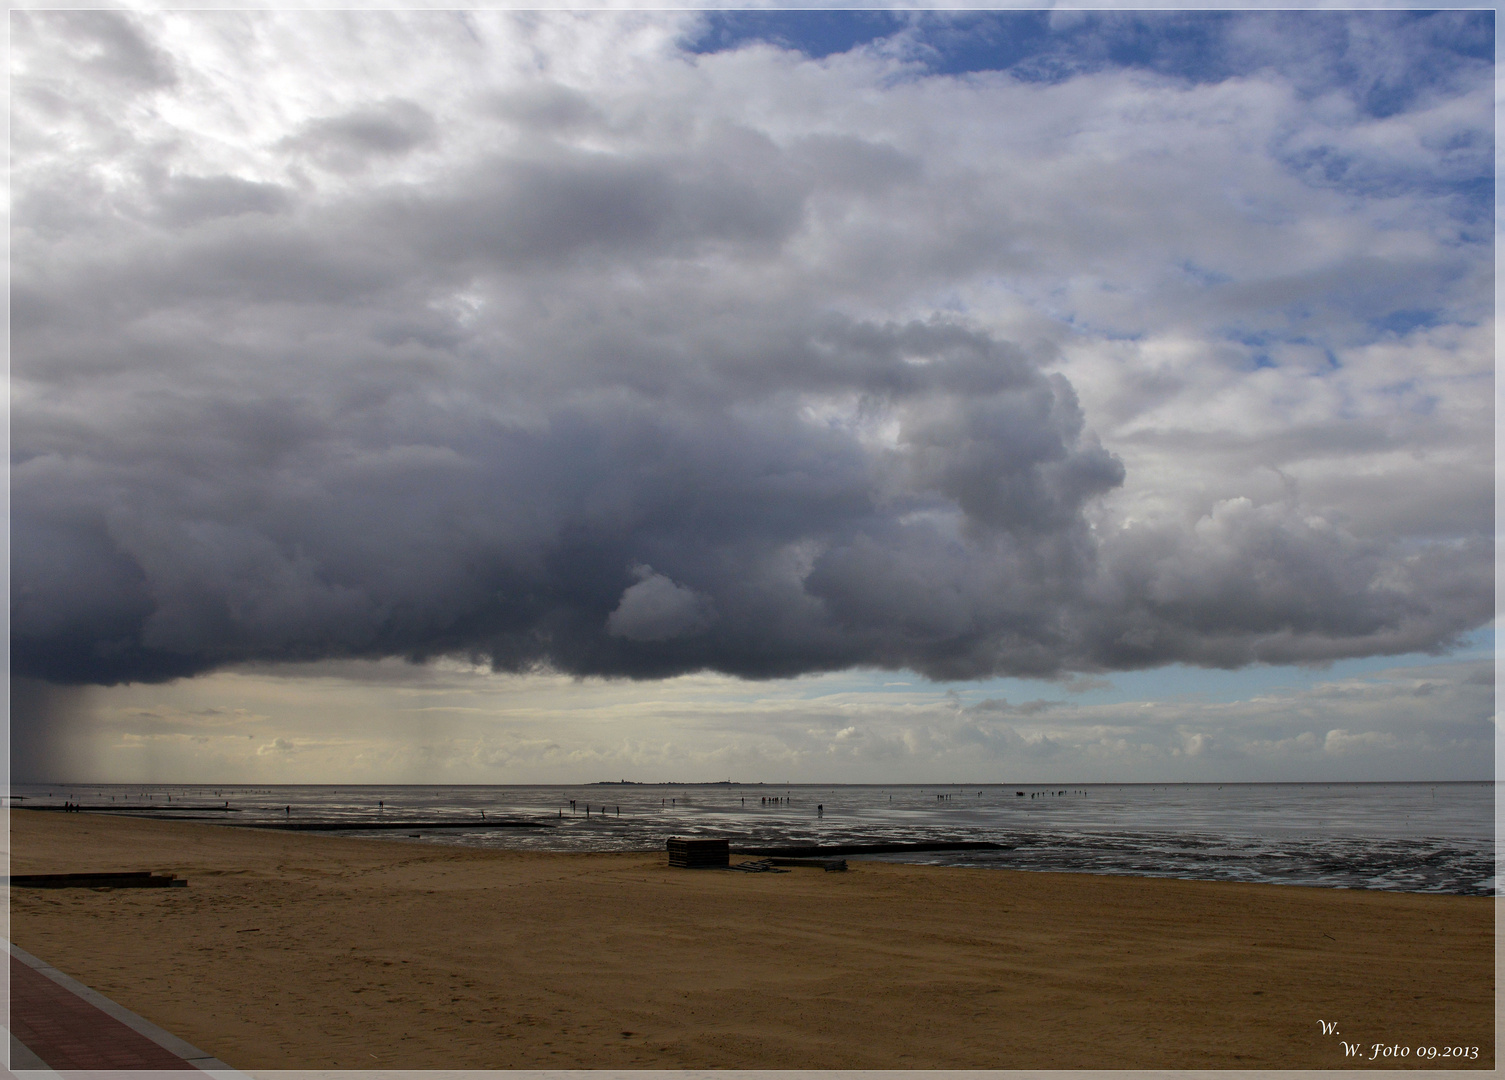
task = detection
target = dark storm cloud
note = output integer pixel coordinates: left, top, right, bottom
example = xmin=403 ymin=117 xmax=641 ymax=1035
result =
xmin=10 ymin=11 xmax=1492 ymax=690
xmin=16 ymin=305 xmax=1131 ymax=684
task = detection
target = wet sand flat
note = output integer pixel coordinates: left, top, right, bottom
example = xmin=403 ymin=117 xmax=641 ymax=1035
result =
xmin=7 ymin=808 xmax=1493 ymax=1069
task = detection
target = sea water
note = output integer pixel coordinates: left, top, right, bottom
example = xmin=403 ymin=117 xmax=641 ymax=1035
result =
xmin=15 ymin=781 xmax=1494 ymax=896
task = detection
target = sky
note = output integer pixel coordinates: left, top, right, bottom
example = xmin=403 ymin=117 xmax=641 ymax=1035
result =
xmin=9 ymin=8 xmax=1496 ymax=784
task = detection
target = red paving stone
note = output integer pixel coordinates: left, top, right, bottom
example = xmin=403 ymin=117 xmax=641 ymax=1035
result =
xmin=10 ymin=954 xmax=198 ymax=1069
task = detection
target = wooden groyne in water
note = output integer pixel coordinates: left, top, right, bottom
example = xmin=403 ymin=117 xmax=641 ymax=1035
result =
xmin=230 ymin=820 xmax=554 ymax=831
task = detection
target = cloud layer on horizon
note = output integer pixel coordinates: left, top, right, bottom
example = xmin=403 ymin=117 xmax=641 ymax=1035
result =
xmin=28 ymin=653 xmax=1494 ymax=785
xmin=11 ymin=11 xmax=1493 ymax=693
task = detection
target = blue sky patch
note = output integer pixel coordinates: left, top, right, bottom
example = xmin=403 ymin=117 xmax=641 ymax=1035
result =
xmin=683 ymin=10 xmax=910 ymax=61
xmin=685 ymin=10 xmax=1493 ymax=108
xmin=1376 ymin=309 xmax=1442 ymax=337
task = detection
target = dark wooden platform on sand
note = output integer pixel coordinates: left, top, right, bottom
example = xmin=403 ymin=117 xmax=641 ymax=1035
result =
xmin=733 ymin=840 xmax=1008 ymax=856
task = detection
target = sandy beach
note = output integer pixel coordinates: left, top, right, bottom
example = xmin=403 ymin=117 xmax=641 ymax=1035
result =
xmin=7 ymin=808 xmax=1493 ymax=1070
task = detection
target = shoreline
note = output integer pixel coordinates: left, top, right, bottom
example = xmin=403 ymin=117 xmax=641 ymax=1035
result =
xmin=28 ymin=806 xmax=1495 ymax=896
xmin=16 ymin=779 xmax=1491 ymax=897
xmin=7 ymin=807 xmax=1494 ymax=1070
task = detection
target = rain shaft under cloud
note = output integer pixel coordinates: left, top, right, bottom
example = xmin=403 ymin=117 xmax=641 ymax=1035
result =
xmin=10 ymin=10 xmax=1493 ymax=693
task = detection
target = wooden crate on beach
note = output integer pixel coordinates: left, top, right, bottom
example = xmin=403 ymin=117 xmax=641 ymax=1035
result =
xmin=667 ymin=837 xmax=729 ymax=869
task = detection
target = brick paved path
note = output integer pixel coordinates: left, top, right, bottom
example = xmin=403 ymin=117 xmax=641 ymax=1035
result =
xmin=10 ymin=955 xmax=196 ymax=1069
xmin=6 ymin=944 xmax=241 ymax=1073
